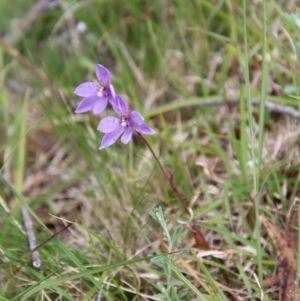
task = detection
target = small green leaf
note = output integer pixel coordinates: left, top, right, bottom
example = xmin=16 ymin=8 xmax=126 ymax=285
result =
xmin=173 ymin=249 xmax=189 ymax=263
xmin=171 ymin=225 xmax=183 ymax=248
xmin=157 ymin=282 xmax=166 ymax=292
xmin=151 ymin=255 xmax=166 ymax=268
xmin=177 ymin=290 xmax=188 ymax=299
xmin=149 ymin=211 xmax=157 ymax=221
xmin=150 ymin=207 xmax=165 ymax=224
xmin=170 ymin=280 xmax=184 ymax=287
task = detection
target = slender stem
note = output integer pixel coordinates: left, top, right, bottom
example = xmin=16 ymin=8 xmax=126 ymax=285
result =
xmin=137 ymin=133 xmax=189 ymax=215
xmin=137 ymin=133 xmax=209 ymax=249
xmin=137 ymin=133 xmax=168 ymax=179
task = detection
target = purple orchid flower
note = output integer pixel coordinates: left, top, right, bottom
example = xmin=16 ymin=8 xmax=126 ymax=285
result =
xmin=74 ymin=64 xmax=116 ymax=114
xmin=97 ymin=95 xmax=155 ymax=149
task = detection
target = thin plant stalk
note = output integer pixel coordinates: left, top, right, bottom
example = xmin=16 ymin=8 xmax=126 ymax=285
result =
xmin=137 ymin=132 xmax=188 ymax=213
xmin=137 ymin=132 xmax=209 ymax=249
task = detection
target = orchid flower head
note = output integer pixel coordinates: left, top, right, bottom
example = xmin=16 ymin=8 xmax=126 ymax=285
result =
xmin=74 ymin=64 xmax=116 ymax=114
xmin=97 ymin=95 xmax=155 ymax=149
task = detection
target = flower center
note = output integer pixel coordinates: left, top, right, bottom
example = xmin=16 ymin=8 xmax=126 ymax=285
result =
xmin=97 ymin=86 xmax=107 ymax=98
xmin=121 ymin=116 xmax=127 ymax=127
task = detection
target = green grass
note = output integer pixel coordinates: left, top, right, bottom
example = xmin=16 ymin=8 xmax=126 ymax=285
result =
xmin=1 ymin=0 xmax=300 ymax=300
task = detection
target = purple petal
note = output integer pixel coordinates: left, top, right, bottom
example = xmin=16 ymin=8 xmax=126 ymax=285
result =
xmin=121 ymin=127 xmax=133 ymax=144
xmin=133 ymin=122 xmax=155 ymax=135
xmin=74 ymin=82 xmax=99 ymax=97
xmin=93 ymin=98 xmax=108 ymax=114
xmin=75 ymin=96 xmax=98 ymax=113
xmin=108 ymin=84 xmax=116 ymax=100
xmin=99 ymin=127 xmax=125 ymax=149
xmin=97 ymin=116 xmax=121 ymax=133
xmin=112 ymin=95 xmax=129 ymax=117
xmin=95 ymin=64 xmax=111 ymax=87
xmin=129 ymin=110 xmax=144 ymax=126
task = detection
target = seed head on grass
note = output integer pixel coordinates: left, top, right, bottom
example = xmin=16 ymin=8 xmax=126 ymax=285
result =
xmin=97 ymin=95 xmax=155 ymax=149
xmin=74 ymin=64 xmax=116 ymax=114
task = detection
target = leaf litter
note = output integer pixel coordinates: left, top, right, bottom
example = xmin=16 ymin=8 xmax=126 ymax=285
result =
xmin=261 ymin=201 xmax=300 ymax=301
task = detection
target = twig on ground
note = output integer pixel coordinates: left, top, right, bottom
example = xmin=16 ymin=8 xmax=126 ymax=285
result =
xmin=30 ymin=221 xmax=74 ymax=254
xmin=21 ymin=206 xmax=41 ymax=269
xmin=150 ymin=97 xmax=300 ymax=120
xmin=255 ymin=98 xmax=300 ymax=120
xmin=237 ymin=97 xmax=300 ymax=119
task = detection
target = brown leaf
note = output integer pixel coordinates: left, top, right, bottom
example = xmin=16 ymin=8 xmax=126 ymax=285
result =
xmin=191 ymin=224 xmax=210 ymax=250
xmin=261 ymin=208 xmax=300 ymax=301
xmin=285 ymin=206 xmax=299 ymax=251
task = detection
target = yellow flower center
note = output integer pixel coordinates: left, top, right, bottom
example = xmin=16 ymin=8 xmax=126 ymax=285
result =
xmin=99 ymin=86 xmax=105 ymax=92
